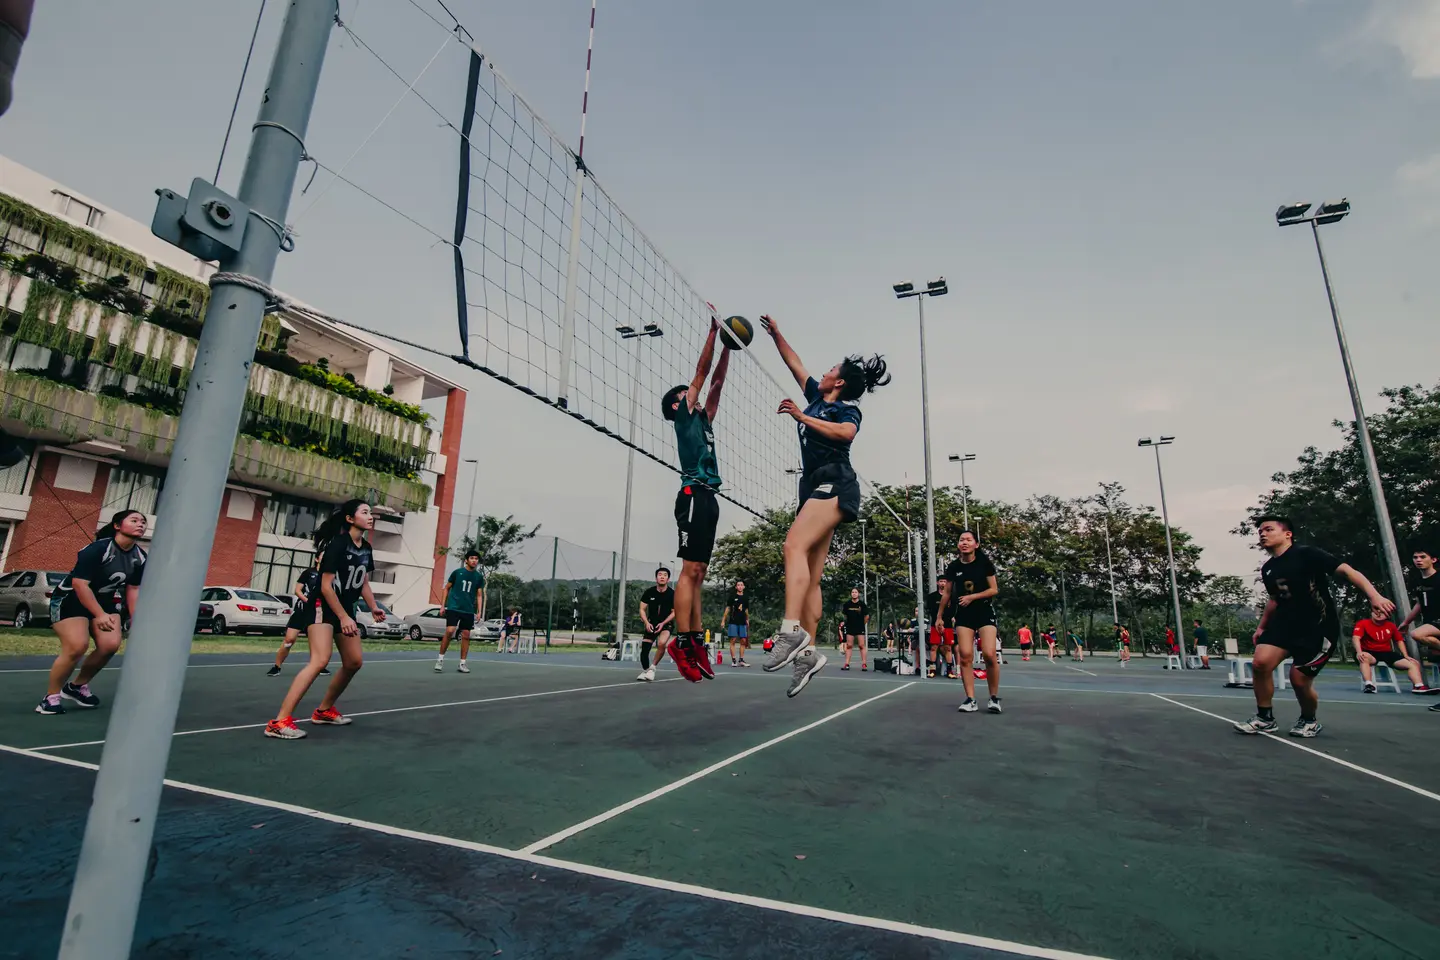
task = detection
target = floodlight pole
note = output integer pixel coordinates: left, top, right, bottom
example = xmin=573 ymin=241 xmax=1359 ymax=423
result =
xmin=1100 ymin=488 xmax=1119 ymax=625
xmin=613 ymin=326 xmax=660 ymax=647
xmin=1141 ymin=438 xmax=1187 ymax=665
xmin=58 ymin=4 xmax=337 ymax=958
xmin=1307 ymin=220 xmax=1411 ymax=648
xmin=896 ymin=280 xmax=947 ymax=592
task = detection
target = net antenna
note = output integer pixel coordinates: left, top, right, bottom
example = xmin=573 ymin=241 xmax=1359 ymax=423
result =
xmin=556 ymin=0 xmax=598 ymax=411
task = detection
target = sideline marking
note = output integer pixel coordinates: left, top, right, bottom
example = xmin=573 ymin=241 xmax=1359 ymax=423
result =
xmin=0 ymin=740 xmax=1112 ymax=960
xmin=0 ymin=656 xmax=438 ymax=674
xmin=29 ymin=678 xmax=677 ymax=751
xmin=520 ymin=682 xmax=915 ymax=854
xmin=1062 ymin=664 xmax=1097 ymax=677
xmin=1150 ymin=693 xmax=1440 ymax=803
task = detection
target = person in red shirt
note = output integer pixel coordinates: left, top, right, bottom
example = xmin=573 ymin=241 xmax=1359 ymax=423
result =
xmin=1353 ymin=604 xmax=1429 ymax=694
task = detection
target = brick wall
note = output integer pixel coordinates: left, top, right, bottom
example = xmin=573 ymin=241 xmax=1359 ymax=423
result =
xmin=205 ymin=489 xmax=264 ymax=586
xmin=429 ymin=386 xmax=467 ymax=603
xmin=5 ymin=452 xmax=110 ymax=574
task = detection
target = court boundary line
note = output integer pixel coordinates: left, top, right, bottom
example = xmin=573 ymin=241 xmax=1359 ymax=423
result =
xmin=27 ymin=678 xmax=679 ymax=751
xmin=519 ymin=681 xmax=916 ymax=854
xmin=0 ymin=739 xmax=1113 ymax=960
xmin=1149 ymin=693 xmax=1440 ymax=803
xmin=0 ymin=656 xmax=440 ymax=674
xmin=1062 ymin=664 xmax=1097 ymax=677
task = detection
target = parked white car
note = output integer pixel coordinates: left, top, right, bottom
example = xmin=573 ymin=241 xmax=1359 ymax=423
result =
xmin=200 ymin=587 xmax=291 ymax=635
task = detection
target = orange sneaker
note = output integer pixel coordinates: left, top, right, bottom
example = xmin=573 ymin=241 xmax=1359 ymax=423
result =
xmin=311 ymin=706 xmax=352 ymax=725
xmin=264 ymin=716 xmax=306 ymax=740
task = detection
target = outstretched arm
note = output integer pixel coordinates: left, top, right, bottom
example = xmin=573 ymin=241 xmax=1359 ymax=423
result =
xmin=705 ymin=345 xmax=731 ymax=423
xmin=1339 ymin=564 xmax=1395 ymax=616
xmin=760 ymin=315 xmax=809 ymax=391
xmin=686 ymin=321 xmax=719 ymax=413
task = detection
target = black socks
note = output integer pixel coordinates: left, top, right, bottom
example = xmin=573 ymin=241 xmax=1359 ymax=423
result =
xmin=640 ymin=641 xmax=653 ymax=670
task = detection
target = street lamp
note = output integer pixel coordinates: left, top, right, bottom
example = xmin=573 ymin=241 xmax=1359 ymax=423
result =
xmin=1277 ymin=198 xmax=1410 ymax=645
xmin=895 ymin=277 xmax=948 ymax=591
xmin=1138 ymin=437 xmax=1187 ymax=664
xmin=613 ymin=323 xmax=663 ymax=646
xmin=1097 ymin=484 xmax=1119 ymax=626
xmin=947 ymin=453 xmax=976 ymax=529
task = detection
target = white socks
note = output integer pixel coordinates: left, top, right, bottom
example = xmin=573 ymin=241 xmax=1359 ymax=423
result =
xmin=437 ymin=654 xmax=445 ymax=661
xmin=781 ymin=619 xmax=801 ymax=634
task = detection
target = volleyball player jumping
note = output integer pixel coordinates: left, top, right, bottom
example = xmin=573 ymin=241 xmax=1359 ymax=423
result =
xmin=760 ymin=315 xmax=891 ymax=697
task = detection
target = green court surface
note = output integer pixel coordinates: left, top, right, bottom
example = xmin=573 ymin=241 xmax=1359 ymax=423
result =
xmin=2 ymin=651 xmax=1436 ymax=959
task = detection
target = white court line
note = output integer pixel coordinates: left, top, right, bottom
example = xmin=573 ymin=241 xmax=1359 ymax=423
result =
xmin=1149 ymin=693 xmax=1440 ymax=803
xmin=0 ymin=656 xmax=438 ymax=674
xmin=0 ymin=738 xmax=1110 ymax=960
xmin=28 ymin=678 xmax=677 ymax=751
xmin=1062 ymin=664 xmax=1098 ymax=677
xmin=520 ymin=682 xmax=915 ymax=854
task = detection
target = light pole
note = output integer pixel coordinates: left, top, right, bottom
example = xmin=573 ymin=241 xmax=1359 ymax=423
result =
xmin=859 ymin=517 xmax=868 ymax=616
xmin=1277 ymin=199 xmax=1411 ymax=649
xmin=1139 ymin=436 xmax=1187 ymax=664
xmin=463 ymin=457 xmax=483 ymax=618
xmin=1098 ymin=484 xmax=1119 ymax=625
xmin=895 ymin=277 xmax=948 ymax=590
xmin=947 ymin=453 xmax=976 ymax=529
xmin=613 ymin=323 xmax=663 ymax=646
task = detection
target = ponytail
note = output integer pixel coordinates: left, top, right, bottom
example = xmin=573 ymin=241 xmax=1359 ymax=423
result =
xmin=313 ymin=498 xmax=368 ymax=552
xmin=838 ymin=354 xmax=891 ymax=401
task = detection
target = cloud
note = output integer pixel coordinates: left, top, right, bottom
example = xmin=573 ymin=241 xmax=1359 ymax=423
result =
xmin=1361 ymin=0 xmax=1440 ymax=78
xmin=1398 ymin=152 xmax=1440 ymax=186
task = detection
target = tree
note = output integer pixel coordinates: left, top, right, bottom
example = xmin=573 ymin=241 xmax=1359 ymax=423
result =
xmin=1238 ymin=380 xmax=1440 ymax=619
xmin=452 ymin=513 xmax=540 ymax=572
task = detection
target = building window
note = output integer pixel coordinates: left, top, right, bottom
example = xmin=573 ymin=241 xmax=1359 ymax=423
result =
xmin=53 ymin=192 xmax=104 ymax=229
xmin=251 ymin=545 xmax=315 ymax=596
xmin=0 ymin=441 xmax=33 ymax=495
xmin=260 ymin=493 xmax=330 ymax=539
xmin=105 ymin=466 xmax=163 ymax=517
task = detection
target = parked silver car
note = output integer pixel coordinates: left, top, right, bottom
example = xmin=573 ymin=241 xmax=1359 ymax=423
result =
xmin=0 ymin=570 xmax=66 ymax=628
xmin=400 ymin=606 xmax=447 ymax=642
xmin=353 ymin=600 xmax=403 ymax=639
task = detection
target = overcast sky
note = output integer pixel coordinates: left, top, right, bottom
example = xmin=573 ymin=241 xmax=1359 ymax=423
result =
xmin=5 ymin=0 xmax=1440 ymax=583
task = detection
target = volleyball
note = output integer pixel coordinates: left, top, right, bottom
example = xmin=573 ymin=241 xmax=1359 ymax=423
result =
xmin=719 ymin=315 xmax=754 ymax=350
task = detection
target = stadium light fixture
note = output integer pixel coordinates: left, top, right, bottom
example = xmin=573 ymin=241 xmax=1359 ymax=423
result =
xmin=1274 ymin=195 xmax=1408 ymax=632
xmin=1137 ymin=434 xmax=1185 ymax=663
xmin=947 ymin=453 xmax=976 ymax=528
xmin=894 ymin=276 xmax=951 ymax=593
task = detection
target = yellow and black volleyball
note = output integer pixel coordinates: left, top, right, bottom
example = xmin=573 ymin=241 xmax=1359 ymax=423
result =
xmin=719 ymin=315 xmax=753 ymax=350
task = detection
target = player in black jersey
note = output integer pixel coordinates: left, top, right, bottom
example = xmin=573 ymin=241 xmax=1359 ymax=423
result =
xmin=760 ymin=314 xmax=891 ymax=697
xmin=1398 ymin=546 xmax=1440 ymax=657
xmin=266 ymin=499 xmax=386 ymax=740
xmin=939 ymin=531 xmax=1003 ymax=714
xmin=721 ymin=580 xmax=751 ymax=667
xmin=840 ymin=587 xmax=869 ymax=671
xmin=36 ymin=509 xmax=147 ymax=715
xmin=636 ymin=567 xmax=678 ymax=682
xmin=267 ymin=556 xmax=324 ymax=677
xmin=1235 ymin=516 xmax=1393 ymax=737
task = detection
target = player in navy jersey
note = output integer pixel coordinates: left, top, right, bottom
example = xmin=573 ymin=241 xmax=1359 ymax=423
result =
xmin=267 ymin=555 xmax=325 ymax=677
xmin=1234 ymin=516 xmax=1393 ymax=738
xmin=759 ymin=314 xmax=891 ymax=697
xmin=266 ymin=499 xmax=386 ymax=739
xmin=35 ymin=509 xmax=147 ymax=715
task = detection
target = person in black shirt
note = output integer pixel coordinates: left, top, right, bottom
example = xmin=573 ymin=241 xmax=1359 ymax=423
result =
xmin=266 ymin=499 xmax=386 ymax=740
xmin=840 ymin=587 xmax=869 ymax=671
xmin=36 ymin=509 xmax=147 ymax=715
xmin=939 ymin=530 xmax=1003 ymax=714
xmin=721 ymin=580 xmax=751 ymax=667
xmin=1398 ymin=545 xmax=1440 ymax=654
xmin=922 ymin=588 xmax=953 ymax=678
xmin=1235 ymin=515 xmax=1393 ymax=738
xmin=267 ymin=555 xmax=325 ymax=677
xmin=760 ymin=315 xmax=891 ymax=697
xmin=636 ymin=567 xmax=678 ymax=682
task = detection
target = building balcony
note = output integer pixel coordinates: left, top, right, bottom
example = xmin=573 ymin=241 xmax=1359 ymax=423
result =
xmin=0 ymin=369 xmax=432 ymax=513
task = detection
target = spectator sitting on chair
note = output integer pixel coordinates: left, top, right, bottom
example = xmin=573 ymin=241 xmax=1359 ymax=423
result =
xmin=1193 ymin=619 xmax=1211 ymax=669
xmin=1353 ymin=603 xmax=1429 ymax=694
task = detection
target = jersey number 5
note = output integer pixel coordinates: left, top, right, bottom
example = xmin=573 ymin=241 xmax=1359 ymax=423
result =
xmin=1272 ymin=577 xmax=1292 ymax=601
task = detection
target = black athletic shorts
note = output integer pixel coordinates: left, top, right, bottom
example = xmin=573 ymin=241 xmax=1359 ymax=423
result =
xmin=50 ymin=591 xmax=121 ymax=623
xmin=676 ymin=483 xmax=720 ymax=564
xmin=284 ymin=606 xmax=314 ymax=632
xmin=797 ymin=463 xmax=861 ymax=523
xmin=306 ymin=602 xmax=344 ymax=633
xmin=952 ymin=603 xmax=998 ymax=632
xmin=642 ymin=628 xmax=668 ymax=643
xmin=1259 ymin=623 xmax=1337 ymax=677
xmin=1365 ymin=649 xmax=1406 ymax=667
xmin=444 ymin=610 xmax=476 ymax=631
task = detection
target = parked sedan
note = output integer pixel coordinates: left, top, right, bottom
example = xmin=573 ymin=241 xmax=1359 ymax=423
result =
xmin=200 ymin=587 xmax=291 ymax=635
xmin=196 ymin=602 xmax=214 ymax=634
xmin=400 ymin=606 xmax=446 ymax=642
xmin=352 ymin=600 xmax=403 ymax=640
xmin=0 ymin=569 xmax=66 ymax=628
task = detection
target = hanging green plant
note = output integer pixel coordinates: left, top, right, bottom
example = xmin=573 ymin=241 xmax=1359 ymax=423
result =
xmin=152 ymin=264 xmax=209 ymax=316
xmin=0 ymin=192 xmax=148 ymax=279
